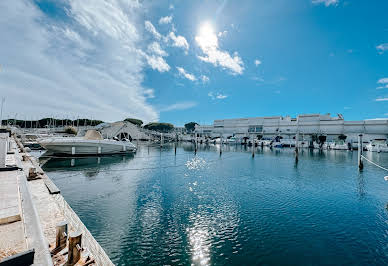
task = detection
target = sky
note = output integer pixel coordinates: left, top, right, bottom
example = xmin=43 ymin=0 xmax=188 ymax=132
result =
xmin=0 ymin=0 xmax=387 ymax=126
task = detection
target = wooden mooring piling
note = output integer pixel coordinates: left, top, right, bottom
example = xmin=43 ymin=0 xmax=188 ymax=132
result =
xmin=358 ymin=134 xmax=363 ymax=170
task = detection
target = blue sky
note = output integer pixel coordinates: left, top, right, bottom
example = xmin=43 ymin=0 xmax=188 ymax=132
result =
xmin=0 ymin=0 xmax=387 ymax=125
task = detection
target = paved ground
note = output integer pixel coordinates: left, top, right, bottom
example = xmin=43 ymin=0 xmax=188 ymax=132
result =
xmin=0 ymin=154 xmax=26 ymax=260
xmin=0 ymin=221 xmax=26 ymax=260
xmin=21 ymin=157 xmax=65 ymax=245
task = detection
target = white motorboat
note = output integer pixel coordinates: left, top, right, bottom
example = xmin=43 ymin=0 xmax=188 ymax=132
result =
xmin=298 ymin=141 xmax=310 ymax=148
xmin=280 ymin=139 xmax=295 ymax=147
xmin=226 ymin=137 xmax=237 ymax=143
xmin=213 ymin=137 xmax=222 ymax=144
xmin=259 ymin=140 xmax=271 ymax=146
xmin=313 ymin=141 xmax=328 ymax=149
xmin=366 ymin=139 xmax=388 ymax=152
xmin=329 ymin=140 xmax=349 ymax=150
xmin=39 ymin=130 xmax=136 ymax=155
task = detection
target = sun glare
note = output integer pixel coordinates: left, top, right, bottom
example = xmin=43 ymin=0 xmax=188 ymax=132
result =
xmin=197 ymin=22 xmax=218 ymax=49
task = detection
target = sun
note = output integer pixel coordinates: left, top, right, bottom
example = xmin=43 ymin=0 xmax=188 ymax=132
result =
xmin=196 ymin=22 xmax=218 ymax=49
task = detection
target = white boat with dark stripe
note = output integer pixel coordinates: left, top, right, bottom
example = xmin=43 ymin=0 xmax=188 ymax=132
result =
xmin=39 ymin=130 xmax=136 ymax=156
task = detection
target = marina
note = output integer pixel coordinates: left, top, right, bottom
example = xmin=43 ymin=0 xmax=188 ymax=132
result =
xmin=1 ymin=113 xmax=388 ymax=265
xmin=39 ymin=143 xmax=388 ymax=265
xmin=195 ymin=114 xmax=388 ymax=148
xmin=1 ymin=1 xmax=388 ymax=265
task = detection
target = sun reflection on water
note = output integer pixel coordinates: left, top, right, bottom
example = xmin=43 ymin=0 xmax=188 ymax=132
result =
xmin=185 ymin=157 xmax=207 ymax=170
xmin=187 ymin=220 xmax=211 ymax=265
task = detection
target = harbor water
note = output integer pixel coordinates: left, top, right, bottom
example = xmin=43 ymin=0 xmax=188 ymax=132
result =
xmin=41 ymin=144 xmax=388 ymax=265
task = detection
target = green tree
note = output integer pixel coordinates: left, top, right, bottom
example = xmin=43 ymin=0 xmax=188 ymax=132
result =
xmin=318 ymin=135 xmax=327 ymax=143
xmin=64 ymin=126 xmax=77 ymax=135
xmin=124 ymin=118 xmax=143 ymax=127
xmin=338 ymin=134 xmax=347 ymax=141
xmin=144 ymin=122 xmax=174 ymax=132
xmin=184 ymin=122 xmax=198 ymax=133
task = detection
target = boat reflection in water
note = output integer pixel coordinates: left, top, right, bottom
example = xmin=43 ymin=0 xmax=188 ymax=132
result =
xmin=42 ymin=154 xmax=135 ymax=178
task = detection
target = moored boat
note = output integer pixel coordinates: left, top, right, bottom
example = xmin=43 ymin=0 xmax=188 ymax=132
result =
xmin=39 ymin=130 xmax=136 ymax=156
xmin=365 ymin=139 xmax=388 ymax=152
xmin=329 ymin=140 xmax=348 ymax=150
xmin=226 ymin=137 xmax=237 ymax=143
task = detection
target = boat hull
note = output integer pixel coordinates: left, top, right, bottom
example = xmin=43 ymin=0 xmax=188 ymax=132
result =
xmin=366 ymin=145 xmax=388 ymax=152
xmin=39 ymin=139 xmax=136 ymax=155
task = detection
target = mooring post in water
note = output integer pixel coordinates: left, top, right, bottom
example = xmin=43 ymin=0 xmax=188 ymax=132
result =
xmin=67 ymin=231 xmax=82 ymax=266
xmin=220 ymin=134 xmax=223 ymax=156
xmin=160 ymin=133 xmax=163 ymax=148
xmin=295 ymin=132 xmax=299 ymax=163
xmin=195 ymin=133 xmax=197 ymax=154
xmin=174 ymin=142 xmax=177 ymax=155
xmin=358 ymin=134 xmax=363 ymax=170
xmin=252 ymin=136 xmax=255 ymax=157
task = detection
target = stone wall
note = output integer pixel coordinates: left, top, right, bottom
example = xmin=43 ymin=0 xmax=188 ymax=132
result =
xmin=53 ymin=194 xmax=114 ymax=266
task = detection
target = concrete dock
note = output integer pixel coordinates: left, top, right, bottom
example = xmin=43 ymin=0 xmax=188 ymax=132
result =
xmin=0 ymin=130 xmax=113 ymax=265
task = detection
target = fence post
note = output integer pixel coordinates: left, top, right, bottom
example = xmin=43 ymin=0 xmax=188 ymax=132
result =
xmin=358 ymin=134 xmax=363 ymax=170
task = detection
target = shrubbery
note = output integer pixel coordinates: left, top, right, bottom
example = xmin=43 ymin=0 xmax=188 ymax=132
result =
xmin=144 ymin=122 xmax=174 ymax=132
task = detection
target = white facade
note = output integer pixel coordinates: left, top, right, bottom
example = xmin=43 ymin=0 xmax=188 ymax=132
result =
xmin=195 ymin=114 xmax=388 ymax=142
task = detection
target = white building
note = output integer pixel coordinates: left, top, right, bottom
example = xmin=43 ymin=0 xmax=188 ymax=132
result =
xmin=195 ymin=113 xmax=388 ymax=143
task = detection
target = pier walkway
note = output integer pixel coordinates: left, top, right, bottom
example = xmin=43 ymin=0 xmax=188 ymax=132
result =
xmin=0 ymin=132 xmax=113 ymax=265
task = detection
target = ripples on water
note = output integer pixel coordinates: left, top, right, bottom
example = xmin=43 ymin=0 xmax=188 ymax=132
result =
xmin=41 ymin=144 xmax=388 ymax=265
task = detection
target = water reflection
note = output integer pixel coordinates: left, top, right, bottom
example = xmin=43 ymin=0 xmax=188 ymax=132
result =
xmin=357 ymin=172 xmax=366 ymax=198
xmin=39 ymin=143 xmax=388 ymax=265
xmin=43 ymin=154 xmax=135 ymax=178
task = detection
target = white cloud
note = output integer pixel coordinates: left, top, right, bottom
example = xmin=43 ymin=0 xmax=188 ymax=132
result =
xmin=160 ymin=101 xmax=197 ymax=112
xmin=143 ymin=88 xmax=155 ymax=98
xmin=159 ymin=15 xmax=172 ymax=25
xmin=145 ymin=20 xmax=162 ymax=40
xmin=147 ymin=42 xmax=167 ymax=56
xmin=169 ymin=4 xmax=174 ymax=10
xmin=378 ymin=78 xmax=388 ymax=84
xmin=169 ymin=31 xmax=189 ymax=52
xmin=62 ymin=28 xmax=93 ymax=51
xmin=377 ymin=43 xmax=388 ymax=54
xmin=312 ymin=0 xmax=339 ymax=6
xmin=376 ymin=78 xmax=388 ymax=89
xmin=254 ymin=59 xmax=261 ymax=66
xmin=177 ymin=67 xmax=196 ymax=81
xmin=200 ymin=75 xmax=210 ymax=83
xmin=216 ymin=94 xmax=227 ymax=99
xmin=375 ymin=98 xmax=388 ymax=102
xmin=218 ymin=31 xmax=227 ymax=37
xmin=195 ymin=23 xmax=244 ymax=75
xmin=0 ymin=0 xmax=158 ymax=122
xmin=208 ymin=92 xmax=228 ymax=100
xmin=144 ymin=54 xmax=170 ymax=72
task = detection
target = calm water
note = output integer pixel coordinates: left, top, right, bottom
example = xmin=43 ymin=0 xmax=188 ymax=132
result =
xmin=41 ymin=144 xmax=388 ymax=265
